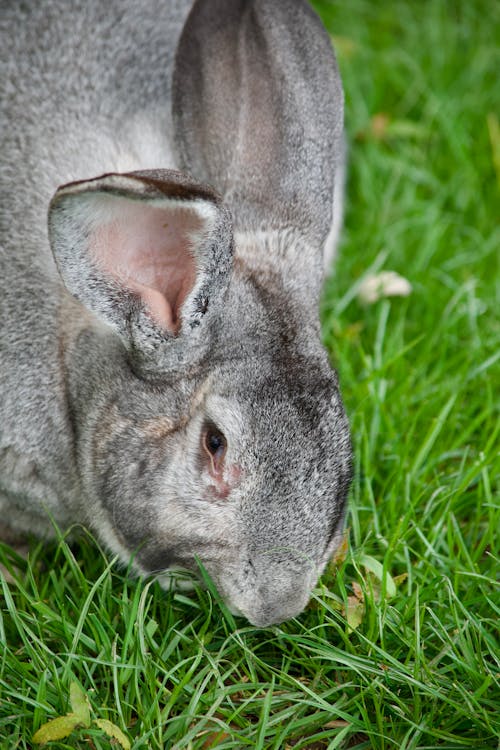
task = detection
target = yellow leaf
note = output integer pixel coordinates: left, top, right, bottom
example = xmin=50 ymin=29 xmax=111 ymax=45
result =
xmin=331 ymin=530 xmax=349 ymax=567
xmin=94 ymin=718 xmax=131 ymax=750
xmin=69 ymin=682 xmax=91 ymax=727
xmin=393 ymin=573 xmax=409 ymax=588
xmin=32 ymin=714 xmax=81 ymax=744
xmin=345 ymin=595 xmax=364 ymax=632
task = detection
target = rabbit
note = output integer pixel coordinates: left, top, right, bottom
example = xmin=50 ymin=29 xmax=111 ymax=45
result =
xmin=0 ymin=0 xmax=352 ymax=627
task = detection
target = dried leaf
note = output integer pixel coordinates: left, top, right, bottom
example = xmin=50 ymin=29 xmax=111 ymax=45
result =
xmin=200 ymin=730 xmax=231 ymax=749
xmin=345 ymin=595 xmax=364 ymax=632
xmin=69 ymin=682 xmax=91 ymax=727
xmin=352 ymin=581 xmax=364 ymax=602
xmin=331 ymin=530 xmax=349 ymax=567
xmin=324 ymin=719 xmax=350 ymax=729
xmin=32 ymin=714 xmax=82 ymax=744
xmin=94 ymin=719 xmax=131 ymax=750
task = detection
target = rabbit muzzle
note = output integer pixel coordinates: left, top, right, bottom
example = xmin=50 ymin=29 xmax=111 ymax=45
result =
xmin=214 ymin=551 xmax=319 ymax=627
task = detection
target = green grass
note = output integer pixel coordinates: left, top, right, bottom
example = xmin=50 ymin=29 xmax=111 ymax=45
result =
xmin=1 ymin=1 xmax=499 ymax=747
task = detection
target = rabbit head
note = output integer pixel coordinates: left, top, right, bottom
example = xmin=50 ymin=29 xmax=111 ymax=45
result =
xmin=48 ymin=0 xmax=352 ymax=627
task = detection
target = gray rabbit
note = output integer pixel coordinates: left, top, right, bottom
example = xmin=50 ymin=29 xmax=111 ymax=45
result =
xmin=0 ymin=0 xmax=352 ymax=626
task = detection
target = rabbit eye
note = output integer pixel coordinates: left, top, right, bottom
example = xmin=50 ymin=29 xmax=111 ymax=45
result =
xmin=202 ymin=422 xmax=227 ymax=464
xmin=207 ymin=431 xmax=225 ymax=455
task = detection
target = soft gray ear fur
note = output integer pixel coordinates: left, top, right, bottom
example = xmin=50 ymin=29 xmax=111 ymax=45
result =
xmin=49 ymin=170 xmax=233 ymax=377
xmin=173 ymin=0 xmax=344 ymax=248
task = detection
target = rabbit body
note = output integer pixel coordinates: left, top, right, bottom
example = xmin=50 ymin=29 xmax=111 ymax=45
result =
xmin=0 ymin=0 xmax=351 ymax=626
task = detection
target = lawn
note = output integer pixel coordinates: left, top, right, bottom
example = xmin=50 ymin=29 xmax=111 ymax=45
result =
xmin=1 ymin=1 xmax=499 ymax=748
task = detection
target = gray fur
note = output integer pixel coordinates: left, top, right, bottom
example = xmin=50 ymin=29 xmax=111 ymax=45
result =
xmin=0 ymin=0 xmax=352 ymax=627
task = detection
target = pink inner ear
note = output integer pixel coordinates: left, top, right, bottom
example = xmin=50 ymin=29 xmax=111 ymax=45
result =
xmin=91 ymin=200 xmax=201 ymax=333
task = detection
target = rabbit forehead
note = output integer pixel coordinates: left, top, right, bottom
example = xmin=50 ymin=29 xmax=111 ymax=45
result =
xmin=209 ymin=355 xmax=342 ymax=435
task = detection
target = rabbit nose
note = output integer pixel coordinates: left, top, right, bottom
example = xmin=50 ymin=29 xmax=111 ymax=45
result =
xmin=246 ymin=593 xmax=309 ymax=628
xmin=225 ymin=553 xmax=318 ymax=626
xmin=244 ymin=581 xmax=312 ymax=628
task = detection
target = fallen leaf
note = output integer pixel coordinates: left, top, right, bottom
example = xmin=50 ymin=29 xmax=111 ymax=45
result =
xmin=352 ymin=581 xmax=364 ymax=602
xmin=331 ymin=530 xmax=349 ymax=566
xmin=32 ymin=714 xmax=82 ymax=744
xmin=345 ymin=595 xmax=365 ymax=632
xmin=94 ymin=719 xmax=131 ymax=750
xmin=70 ymin=682 xmax=91 ymax=727
xmin=324 ymin=719 xmax=350 ymax=729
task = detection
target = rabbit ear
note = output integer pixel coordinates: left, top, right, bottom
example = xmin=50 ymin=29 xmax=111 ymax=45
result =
xmin=49 ymin=170 xmax=233 ymax=376
xmin=173 ymin=0 xmax=343 ymax=248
